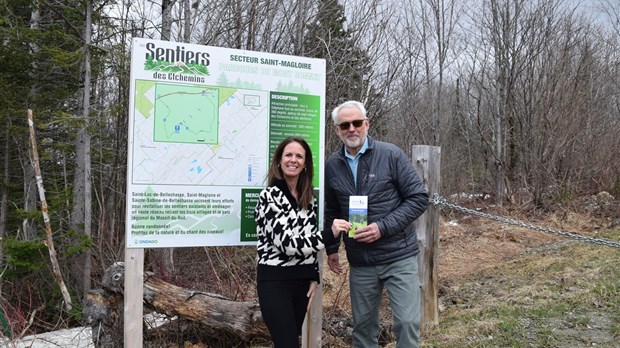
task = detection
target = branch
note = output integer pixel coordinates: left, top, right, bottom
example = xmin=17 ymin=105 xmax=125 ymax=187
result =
xmin=27 ymin=109 xmax=73 ymax=311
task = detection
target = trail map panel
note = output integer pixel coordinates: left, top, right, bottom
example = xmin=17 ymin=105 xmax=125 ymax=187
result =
xmin=126 ymin=38 xmax=325 ymax=248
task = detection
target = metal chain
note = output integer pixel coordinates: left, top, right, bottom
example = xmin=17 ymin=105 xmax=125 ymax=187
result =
xmin=430 ymin=193 xmax=620 ymax=250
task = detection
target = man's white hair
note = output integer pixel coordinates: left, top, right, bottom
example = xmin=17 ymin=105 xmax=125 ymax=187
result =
xmin=331 ymin=100 xmax=367 ymax=124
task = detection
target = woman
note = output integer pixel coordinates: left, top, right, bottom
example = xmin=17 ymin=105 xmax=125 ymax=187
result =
xmin=255 ymin=136 xmax=349 ymax=347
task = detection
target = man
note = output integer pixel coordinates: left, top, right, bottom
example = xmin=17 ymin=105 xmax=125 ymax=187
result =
xmin=324 ymin=100 xmax=429 ymax=347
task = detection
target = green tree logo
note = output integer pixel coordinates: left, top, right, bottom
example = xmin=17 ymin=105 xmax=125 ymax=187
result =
xmin=144 ymin=57 xmax=210 ymax=76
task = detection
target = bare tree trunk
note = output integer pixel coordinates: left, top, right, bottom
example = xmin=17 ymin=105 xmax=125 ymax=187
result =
xmin=489 ymin=0 xmax=516 ymax=206
xmin=95 ymin=0 xmax=130 ymax=265
xmin=27 ymin=109 xmax=73 ymax=311
xmin=162 ymin=0 xmax=175 ymax=40
xmin=62 ymin=152 xmax=70 ymax=234
xmin=70 ymin=0 xmax=94 ymax=299
xmin=18 ymin=1 xmax=42 ymax=241
xmin=21 ymin=158 xmax=37 ymax=240
xmin=419 ymin=0 xmax=460 ymax=146
xmin=82 ymin=0 xmax=94 ymax=299
xmin=0 ymin=127 xmax=8 ymax=293
xmin=426 ymin=0 xmax=460 ymax=146
xmin=234 ymin=0 xmax=242 ymax=48
xmin=157 ymin=0 xmax=177 ymax=276
xmin=245 ymin=0 xmax=256 ymax=50
xmin=294 ymin=0 xmax=307 ymax=56
xmin=182 ymin=0 xmax=191 ymax=42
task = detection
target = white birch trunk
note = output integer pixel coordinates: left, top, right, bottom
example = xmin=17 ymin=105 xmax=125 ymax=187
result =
xmin=27 ymin=110 xmax=73 ymax=311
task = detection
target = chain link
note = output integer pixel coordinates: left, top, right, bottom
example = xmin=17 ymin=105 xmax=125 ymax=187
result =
xmin=430 ymin=193 xmax=620 ymax=250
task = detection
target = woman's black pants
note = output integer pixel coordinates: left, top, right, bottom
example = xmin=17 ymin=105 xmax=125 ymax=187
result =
xmin=257 ymin=279 xmax=309 ymax=348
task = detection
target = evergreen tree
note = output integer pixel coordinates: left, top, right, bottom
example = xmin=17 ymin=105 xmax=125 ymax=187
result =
xmin=302 ymin=0 xmax=382 ymax=154
xmin=0 ymin=0 xmax=106 ymax=329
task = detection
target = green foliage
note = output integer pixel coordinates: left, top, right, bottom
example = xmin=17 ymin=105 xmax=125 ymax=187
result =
xmin=0 ymin=48 xmax=85 ymax=323
xmin=65 ymin=303 xmax=83 ymax=323
xmin=0 ymin=307 xmax=10 ymax=338
xmin=46 ymin=46 xmax=82 ymax=68
xmin=0 ymin=0 xmax=92 ymax=251
xmin=0 ymin=234 xmax=83 ymax=329
xmin=64 ymin=233 xmax=93 ymax=256
xmin=2 ymin=238 xmax=48 ymax=275
xmin=591 ymin=271 xmax=620 ymax=304
xmin=13 ymin=207 xmax=42 ymax=222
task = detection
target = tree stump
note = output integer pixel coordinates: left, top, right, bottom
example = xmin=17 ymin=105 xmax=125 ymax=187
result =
xmin=83 ymin=262 xmax=269 ymax=347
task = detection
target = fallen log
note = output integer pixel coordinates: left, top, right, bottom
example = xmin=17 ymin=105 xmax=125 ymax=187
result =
xmin=83 ymin=262 xmax=269 ymax=347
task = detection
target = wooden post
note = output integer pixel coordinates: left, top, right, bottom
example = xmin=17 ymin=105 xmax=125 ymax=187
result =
xmin=302 ymin=253 xmax=323 ymax=347
xmin=124 ymin=248 xmax=144 ymax=347
xmin=412 ymin=145 xmax=441 ymax=330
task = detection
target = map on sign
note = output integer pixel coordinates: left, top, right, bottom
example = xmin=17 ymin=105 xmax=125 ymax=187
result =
xmin=132 ymin=80 xmax=269 ymax=186
xmin=153 ymin=84 xmax=219 ymax=144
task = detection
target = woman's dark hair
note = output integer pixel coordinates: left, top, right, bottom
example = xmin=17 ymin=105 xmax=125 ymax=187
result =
xmin=267 ymin=136 xmax=314 ymax=208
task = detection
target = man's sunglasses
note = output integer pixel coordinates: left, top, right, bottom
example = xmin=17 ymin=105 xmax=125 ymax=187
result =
xmin=337 ymin=119 xmax=366 ymax=130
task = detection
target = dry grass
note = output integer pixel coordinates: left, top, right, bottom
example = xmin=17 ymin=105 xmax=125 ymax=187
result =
xmin=423 ymin=202 xmax=620 ymax=348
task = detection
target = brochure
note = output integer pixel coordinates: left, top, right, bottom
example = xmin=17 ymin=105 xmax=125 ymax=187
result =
xmin=348 ymin=196 xmax=368 ymax=237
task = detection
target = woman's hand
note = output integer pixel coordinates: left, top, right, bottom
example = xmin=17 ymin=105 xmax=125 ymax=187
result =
xmin=306 ymin=281 xmax=318 ymax=311
xmin=331 ymin=219 xmax=351 ymax=238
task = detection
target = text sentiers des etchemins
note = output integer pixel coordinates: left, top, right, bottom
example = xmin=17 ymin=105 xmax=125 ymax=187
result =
xmin=230 ymin=54 xmax=312 ymax=69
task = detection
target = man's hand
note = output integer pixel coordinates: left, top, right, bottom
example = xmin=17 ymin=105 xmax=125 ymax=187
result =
xmin=353 ymin=222 xmax=382 ymax=243
xmin=327 ymin=253 xmax=343 ymax=274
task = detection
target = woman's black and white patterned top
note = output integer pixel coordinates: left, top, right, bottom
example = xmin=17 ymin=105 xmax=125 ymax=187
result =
xmin=255 ymin=180 xmax=336 ymax=283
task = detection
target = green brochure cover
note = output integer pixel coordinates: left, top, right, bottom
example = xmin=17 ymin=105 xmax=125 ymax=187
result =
xmin=349 ymin=196 xmax=368 ymax=237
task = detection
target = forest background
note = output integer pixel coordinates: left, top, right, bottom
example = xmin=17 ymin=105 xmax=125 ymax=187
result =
xmin=1 ymin=0 xmax=619 ymax=346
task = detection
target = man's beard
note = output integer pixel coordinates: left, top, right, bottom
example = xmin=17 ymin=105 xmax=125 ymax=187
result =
xmin=341 ymin=135 xmax=365 ymax=149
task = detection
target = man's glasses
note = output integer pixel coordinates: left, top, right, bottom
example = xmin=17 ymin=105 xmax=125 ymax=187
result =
xmin=337 ymin=119 xmax=366 ymax=130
